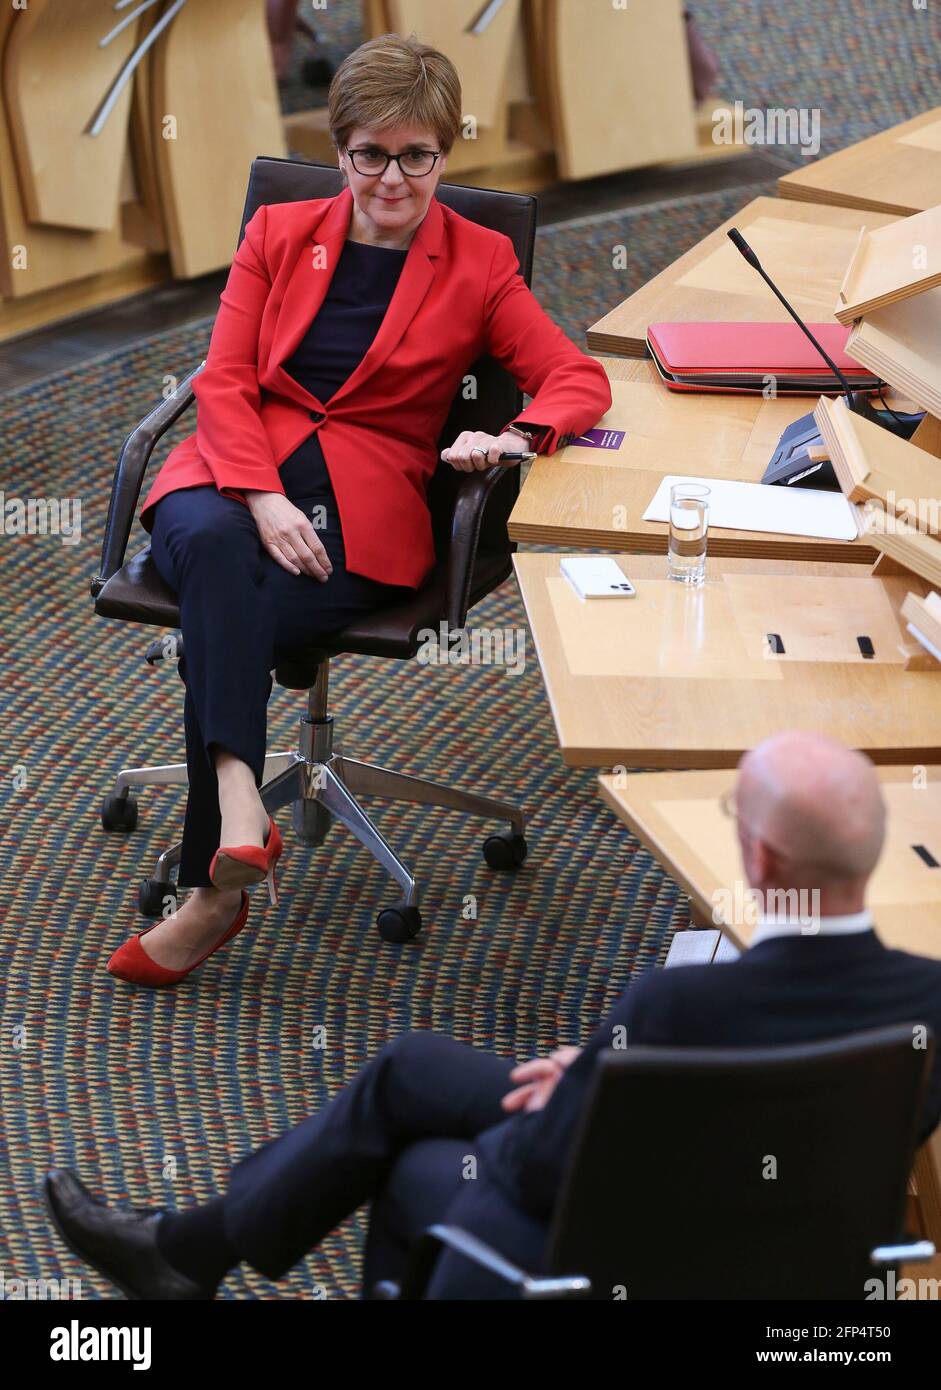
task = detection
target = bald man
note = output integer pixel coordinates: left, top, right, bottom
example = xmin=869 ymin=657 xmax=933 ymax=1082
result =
xmin=734 ymin=730 xmax=888 ymax=915
xmin=46 ymin=733 xmax=941 ymax=1300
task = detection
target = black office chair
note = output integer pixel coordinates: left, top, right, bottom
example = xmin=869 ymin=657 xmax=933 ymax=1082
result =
xmin=382 ymin=1025 xmax=937 ymax=1298
xmin=92 ymin=156 xmax=536 ymax=943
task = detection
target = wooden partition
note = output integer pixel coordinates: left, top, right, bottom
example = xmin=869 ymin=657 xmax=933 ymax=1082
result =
xmin=0 ymin=0 xmax=285 ymax=334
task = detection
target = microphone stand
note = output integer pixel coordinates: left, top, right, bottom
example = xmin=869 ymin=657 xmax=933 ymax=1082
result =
xmin=726 ymin=228 xmax=910 ymax=438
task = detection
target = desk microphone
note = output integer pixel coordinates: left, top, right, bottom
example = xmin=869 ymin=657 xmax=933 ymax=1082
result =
xmin=726 ymin=228 xmax=916 ymax=487
xmin=726 ymin=228 xmax=890 ymax=427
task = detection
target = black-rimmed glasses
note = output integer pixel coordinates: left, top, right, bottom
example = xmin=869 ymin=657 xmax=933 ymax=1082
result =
xmin=346 ymin=146 xmax=442 ymax=177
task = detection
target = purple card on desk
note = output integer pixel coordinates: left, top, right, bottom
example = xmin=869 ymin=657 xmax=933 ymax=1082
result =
xmin=564 ymin=427 xmax=626 ymax=450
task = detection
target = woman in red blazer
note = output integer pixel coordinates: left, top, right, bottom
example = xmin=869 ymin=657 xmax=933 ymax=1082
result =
xmin=108 ymin=34 xmax=611 ymax=987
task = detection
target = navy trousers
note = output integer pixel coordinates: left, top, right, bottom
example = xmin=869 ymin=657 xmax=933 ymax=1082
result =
xmin=148 ymin=443 xmax=411 ymax=886
xmin=220 ymin=1031 xmax=551 ymax=1299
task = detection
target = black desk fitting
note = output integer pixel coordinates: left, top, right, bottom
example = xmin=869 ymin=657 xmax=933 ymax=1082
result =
xmin=726 ymin=230 xmax=923 ymax=491
xmin=765 ymin=634 xmax=876 ymax=657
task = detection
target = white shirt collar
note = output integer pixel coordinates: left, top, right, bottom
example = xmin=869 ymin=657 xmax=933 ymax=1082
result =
xmin=750 ymin=909 xmax=874 ymax=947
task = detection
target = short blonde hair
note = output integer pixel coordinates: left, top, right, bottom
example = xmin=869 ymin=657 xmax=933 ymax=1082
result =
xmin=328 ymin=33 xmax=462 ymax=155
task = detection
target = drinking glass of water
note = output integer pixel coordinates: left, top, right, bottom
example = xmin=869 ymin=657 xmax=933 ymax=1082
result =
xmin=668 ymin=484 xmax=710 ymax=585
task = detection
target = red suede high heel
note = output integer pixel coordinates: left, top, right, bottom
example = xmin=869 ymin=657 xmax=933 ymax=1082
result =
xmin=107 ymin=890 xmax=250 ymax=988
xmin=209 ymin=814 xmax=283 ymax=906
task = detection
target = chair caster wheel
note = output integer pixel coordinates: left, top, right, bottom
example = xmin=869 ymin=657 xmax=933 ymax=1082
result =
xmin=102 ymin=793 xmax=138 ymax=833
xmin=376 ymin=902 xmax=422 ymax=943
xmin=483 ymin=829 xmax=527 ymax=870
xmin=372 ymin=1280 xmax=401 ymax=1300
xmin=138 ymin=879 xmax=179 ymax=918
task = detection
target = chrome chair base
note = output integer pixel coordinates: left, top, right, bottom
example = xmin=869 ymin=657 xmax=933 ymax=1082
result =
xmin=106 ymin=674 xmax=525 ymax=929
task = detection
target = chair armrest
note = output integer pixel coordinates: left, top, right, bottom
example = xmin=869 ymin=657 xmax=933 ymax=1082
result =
xmin=90 ymin=362 xmax=204 ymax=597
xmin=446 ymin=466 xmax=508 ymax=630
xmin=870 ymin=1239 xmax=937 ymax=1266
xmin=384 ymin=1223 xmax=591 ymax=1300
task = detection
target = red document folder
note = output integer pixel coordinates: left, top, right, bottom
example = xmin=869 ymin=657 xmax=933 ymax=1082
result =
xmin=646 ymin=321 xmax=881 ymax=394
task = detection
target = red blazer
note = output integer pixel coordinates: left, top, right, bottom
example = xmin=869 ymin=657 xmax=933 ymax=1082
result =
xmin=139 ymin=186 xmax=612 ymax=588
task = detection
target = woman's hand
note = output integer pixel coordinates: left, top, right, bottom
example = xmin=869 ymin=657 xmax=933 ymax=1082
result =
xmin=440 ymin=430 xmax=531 ymax=473
xmin=243 ymin=491 xmax=334 ymax=581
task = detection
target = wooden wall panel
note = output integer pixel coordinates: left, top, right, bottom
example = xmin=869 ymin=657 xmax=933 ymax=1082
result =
xmin=151 ymin=0 xmax=286 ymax=278
xmin=545 ymin=0 xmax=696 ymax=180
xmin=0 ymin=8 xmax=143 ymax=301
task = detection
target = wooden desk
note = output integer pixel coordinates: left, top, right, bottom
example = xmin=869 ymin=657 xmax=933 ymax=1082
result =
xmin=598 ymin=766 xmax=941 ymax=958
xmin=509 ymin=378 xmax=878 ymax=563
xmin=779 ymin=108 xmax=941 ymax=218
xmin=586 ymin=197 xmax=899 ymax=358
xmin=593 ymin=355 xmax=659 ymax=384
xmin=513 ymin=551 xmax=940 ymax=768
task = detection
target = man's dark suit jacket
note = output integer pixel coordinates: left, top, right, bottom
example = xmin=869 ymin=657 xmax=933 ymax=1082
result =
xmin=474 ymin=930 xmax=941 ymax=1243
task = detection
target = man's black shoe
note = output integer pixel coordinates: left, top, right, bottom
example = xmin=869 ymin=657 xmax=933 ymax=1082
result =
xmin=44 ymin=1169 xmax=215 ymax=1300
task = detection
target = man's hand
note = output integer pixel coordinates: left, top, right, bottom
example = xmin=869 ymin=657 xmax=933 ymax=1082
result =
xmin=243 ymin=491 xmax=334 ymax=581
xmin=441 ymin=430 xmax=531 ymax=473
xmin=501 ymin=1045 xmax=582 ymax=1114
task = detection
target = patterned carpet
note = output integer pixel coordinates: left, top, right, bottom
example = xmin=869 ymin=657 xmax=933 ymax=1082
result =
xmin=2 ymin=0 xmax=936 ymax=1302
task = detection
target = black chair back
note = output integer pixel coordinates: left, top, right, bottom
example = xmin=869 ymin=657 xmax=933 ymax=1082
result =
xmin=548 ymin=1026 xmax=933 ymax=1299
xmin=238 ymin=156 xmax=538 ymax=563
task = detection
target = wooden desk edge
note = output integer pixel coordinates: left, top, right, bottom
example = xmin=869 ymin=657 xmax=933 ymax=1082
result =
xmin=508 ymin=520 xmax=879 ymax=565
xmin=598 ymin=774 xmax=749 ymax=951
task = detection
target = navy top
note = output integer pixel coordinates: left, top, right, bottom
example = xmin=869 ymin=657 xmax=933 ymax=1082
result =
xmin=277 ymin=238 xmax=407 ymax=504
xmin=284 ymin=238 xmax=408 ymax=406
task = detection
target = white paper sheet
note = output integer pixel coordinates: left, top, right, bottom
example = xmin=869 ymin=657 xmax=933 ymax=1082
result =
xmin=642 ymin=475 xmax=859 ymax=541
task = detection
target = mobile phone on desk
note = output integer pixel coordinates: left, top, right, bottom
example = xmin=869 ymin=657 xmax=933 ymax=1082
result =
xmin=560 ymin=556 xmax=636 ymax=600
